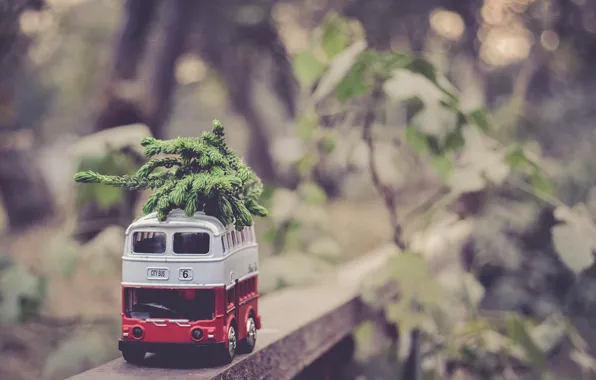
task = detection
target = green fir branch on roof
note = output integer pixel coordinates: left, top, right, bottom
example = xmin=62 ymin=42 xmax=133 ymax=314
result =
xmin=73 ymin=120 xmax=268 ymax=230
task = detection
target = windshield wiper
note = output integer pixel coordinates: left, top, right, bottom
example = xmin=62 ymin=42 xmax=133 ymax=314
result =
xmin=133 ymin=302 xmax=182 ymax=319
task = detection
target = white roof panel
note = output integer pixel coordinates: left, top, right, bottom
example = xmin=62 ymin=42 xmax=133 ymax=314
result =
xmin=126 ymin=209 xmax=229 ymax=236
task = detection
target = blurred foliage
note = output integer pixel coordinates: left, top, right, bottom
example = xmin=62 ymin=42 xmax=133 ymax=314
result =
xmin=0 ymin=254 xmax=45 ymax=325
xmin=289 ymin=12 xmax=596 ymax=379
xmin=41 ymin=326 xmax=119 ymax=380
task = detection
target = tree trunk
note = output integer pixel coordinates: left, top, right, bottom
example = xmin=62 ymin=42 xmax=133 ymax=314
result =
xmin=142 ymin=0 xmax=198 ymax=140
xmin=193 ymin=2 xmax=287 ymax=185
xmin=0 ymin=1 xmax=54 ymax=231
xmin=0 ymin=146 xmax=55 ymax=230
xmin=94 ymin=0 xmax=159 ymax=132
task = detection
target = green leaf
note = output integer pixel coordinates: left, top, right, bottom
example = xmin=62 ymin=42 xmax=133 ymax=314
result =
xmin=430 ymin=154 xmax=453 ymax=182
xmin=406 ymin=57 xmax=438 ymax=82
xmin=386 ymin=298 xmax=425 ymax=335
xmin=530 ymin=169 xmax=553 ymax=197
xmin=297 ymin=114 xmax=318 ymax=140
xmin=387 ymin=252 xmax=443 ymax=305
xmin=261 ymin=228 xmax=277 ymax=244
xmin=321 ymin=14 xmax=350 ymax=59
xmin=404 ymin=126 xmax=428 ymax=153
xmin=468 ymin=108 xmax=491 ymax=132
xmin=478 ymin=330 xmax=512 ymax=354
xmin=323 ymin=32 xmax=349 ymax=60
xmin=312 ymin=40 xmax=367 ymax=102
xmin=335 ymin=65 xmax=371 ymax=103
xmin=383 ymin=51 xmax=413 ymax=72
xmin=320 ymin=134 xmax=337 ymax=153
xmin=298 ymin=182 xmax=327 ymax=205
xmin=296 ymin=153 xmax=318 ymax=177
xmin=505 ymin=313 xmax=547 ymax=370
xmin=505 ymin=148 xmax=530 ymax=170
xmin=293 ymin=52 xmax=325 ymax=88
xmin=442 ymin=130 xmax=465 ymax=152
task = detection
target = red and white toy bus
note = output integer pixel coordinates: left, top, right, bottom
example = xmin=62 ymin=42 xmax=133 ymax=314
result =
xmin=118 ymin=209 xmax=261 ymax=364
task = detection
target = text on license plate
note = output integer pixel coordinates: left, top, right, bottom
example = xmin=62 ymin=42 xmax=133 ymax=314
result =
xmin=147 ymin=267 xmax=169 ymax=280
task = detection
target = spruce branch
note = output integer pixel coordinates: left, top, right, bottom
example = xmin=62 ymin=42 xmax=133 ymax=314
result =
xmin=74 ymin=120 xmax=269 ymax=229
xmin=74 ymin=171 xmax=151 ymax=191
xmin=136 ymin=157 xmax=181 ymax=178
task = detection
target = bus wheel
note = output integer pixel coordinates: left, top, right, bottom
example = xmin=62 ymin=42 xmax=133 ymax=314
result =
xmin=240 ymin=316 xmax=257 ymax=353
xmin=122 ymin=348 xmax=146 ymax=365
xmin=222 ymin=324 xmax=237 ymax=363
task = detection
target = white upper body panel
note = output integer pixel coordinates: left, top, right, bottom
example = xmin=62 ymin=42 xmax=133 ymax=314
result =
xmin=121 ymin=210 xmax=259 ymax=288
xmin=125 ymin=209 xmax=228 ymax=237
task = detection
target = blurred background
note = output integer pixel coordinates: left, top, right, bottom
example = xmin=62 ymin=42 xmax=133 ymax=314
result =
xmin=2 ymin=0 xmax=596 ymax=379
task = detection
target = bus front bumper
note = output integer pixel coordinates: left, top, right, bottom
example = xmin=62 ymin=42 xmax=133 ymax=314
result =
xmin=119 ymin=340 xmax=225 ymax=353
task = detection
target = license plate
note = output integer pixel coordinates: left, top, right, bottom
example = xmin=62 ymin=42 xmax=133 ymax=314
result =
xmin=147 ymin=267 xmax=169 ymax=280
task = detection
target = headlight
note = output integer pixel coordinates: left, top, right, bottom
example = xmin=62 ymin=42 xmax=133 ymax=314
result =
xmin=132 ymin=326 xmax=144 ymax=339
xmin=191 ymin=328 xmax=203 ymax=341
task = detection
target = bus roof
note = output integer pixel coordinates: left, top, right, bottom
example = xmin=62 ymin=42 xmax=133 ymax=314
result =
xmin=126 ymin=209 xmax=229 ymax=236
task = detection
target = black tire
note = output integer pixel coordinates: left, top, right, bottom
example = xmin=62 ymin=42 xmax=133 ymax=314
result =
xmin=122 ymin=348 xmax=146 ymax=365
xmin=239 ymin=316 xmax=257 ymax=353
xmin=221 ymin=323 xmax=237 ymax=364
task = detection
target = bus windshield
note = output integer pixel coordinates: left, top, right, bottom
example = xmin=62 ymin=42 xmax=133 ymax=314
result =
xmin=125 ymin=288 xmax=215 ymax=321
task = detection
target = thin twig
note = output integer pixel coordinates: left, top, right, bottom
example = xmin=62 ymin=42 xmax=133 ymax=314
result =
xmin=361 ymin=82 xmax=420 ymax=380
xmin=362 ymin=83 xmax=406 ymax=251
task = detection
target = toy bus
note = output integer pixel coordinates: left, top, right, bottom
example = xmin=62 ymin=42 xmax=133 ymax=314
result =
xmin=118 ymin=209 xmax=261 ymax=364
